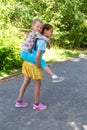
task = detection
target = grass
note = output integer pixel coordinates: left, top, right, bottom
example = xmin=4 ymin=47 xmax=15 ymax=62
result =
xmin=0 ymin=47 xmax=87 ymax=79
xmin=43 ymin=47 xmax=87 ymax=64
xmin=0 ymin=69 xmax=22 ymax=79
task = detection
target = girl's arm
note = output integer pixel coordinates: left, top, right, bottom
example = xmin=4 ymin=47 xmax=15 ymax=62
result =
xmin=36 ymin=50 xmax=42 ymax=68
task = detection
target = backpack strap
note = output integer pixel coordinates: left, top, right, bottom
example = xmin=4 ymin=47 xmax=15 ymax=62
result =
xmin=30 ymin=38 xmax=38 ymax=53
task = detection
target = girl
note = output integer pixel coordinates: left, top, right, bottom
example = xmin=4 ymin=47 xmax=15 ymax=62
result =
xmin=15 ymin=61 xmax=47 ymax=110
xmin=15 ymin=23 xmax=64 ymax=110
xmin=21 ymin=19 xmax=64 ymax=83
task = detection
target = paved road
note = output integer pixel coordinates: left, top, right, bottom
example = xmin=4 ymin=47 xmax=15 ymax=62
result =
xmin=0 ymin=54 xmax=87 ymax=130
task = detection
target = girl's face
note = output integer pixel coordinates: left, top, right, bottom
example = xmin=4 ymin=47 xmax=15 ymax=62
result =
xmin=32 ymin=22 xmax=43 ymax=33
xmin=44 ymin=28 xmax=53 ymax=38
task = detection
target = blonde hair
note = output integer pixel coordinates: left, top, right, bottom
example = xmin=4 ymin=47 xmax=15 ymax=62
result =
xmin=32 ymin=19 xmax=43 ymax=25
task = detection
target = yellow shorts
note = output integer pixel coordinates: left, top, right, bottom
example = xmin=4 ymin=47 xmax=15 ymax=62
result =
xmin=22 ymin=61 xmax=43 ymax=80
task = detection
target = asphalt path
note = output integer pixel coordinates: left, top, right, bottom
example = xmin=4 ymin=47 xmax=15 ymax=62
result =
xmin=0 ymin=54 xmax=87 ymax=130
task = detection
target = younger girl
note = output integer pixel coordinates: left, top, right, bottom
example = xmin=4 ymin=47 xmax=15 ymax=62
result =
xmin=21 ymin=19 xmax=64 ymax=83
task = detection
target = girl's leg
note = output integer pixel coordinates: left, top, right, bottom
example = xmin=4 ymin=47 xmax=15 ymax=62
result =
xmin=33 ymin=79 xmax=47 ymax=110
xmin=40 ymin=59 xmax=55 ymax=76
xmin=15 ymin=76 xmax=31 ymax=107
xmin=34 ymin=79 xmax=41 ymax=104
xmin=41 ymin=59 xmax=64 ymax=83
xmin=17 ymin=76 xmax=31 ymax=100
xmin=44 ymin=66 xmax=54 ymax=76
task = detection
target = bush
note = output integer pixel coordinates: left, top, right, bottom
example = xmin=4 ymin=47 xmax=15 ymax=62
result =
xmin=53 ymin=0 xmax=87 ymax=49
xmin=0 ymin=25 xmax=23 ymax=71
xmin=0 ymin=46 xmax=23 ymax=70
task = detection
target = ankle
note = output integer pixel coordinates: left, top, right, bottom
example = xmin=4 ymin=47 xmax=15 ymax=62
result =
xmin=34 ymin=102 xmax=39 ymax=106
xmin=17 ymin=100 xmax=23 ymax=103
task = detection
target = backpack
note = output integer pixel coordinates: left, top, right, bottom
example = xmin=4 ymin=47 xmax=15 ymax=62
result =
xmin=21 ymin=32 xmax=38 ymax=52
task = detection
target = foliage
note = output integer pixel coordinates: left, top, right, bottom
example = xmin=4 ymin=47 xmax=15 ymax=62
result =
xmin=56 ymin=0 xmax=87 ymax=48
xmin=0 ymin=25 xmax=23 ymax=71
xmin=7 ymin=0 xmax=87 ymax=48
xmin=0 ymin=0 xmax=87 ymax=71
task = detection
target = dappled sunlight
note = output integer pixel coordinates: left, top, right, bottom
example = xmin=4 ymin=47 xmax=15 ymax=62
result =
xmin=43 ymin=48 xmax=87 ymax=64
xmin=70 ymin=54 xmax=87 ymax=62
xmin=43 ymin=48 xmax=78 ymax=63
xmin=67 ymin=121 xmax=80 ymax=130
xmin=62 ymin=50 xmax=80 ymax=58
xmin=67 ymin=121 xmax=87 ymax=130
xmin=70 ymin=58 xmax=80 ymax=62
xmin=79 ymin=54 xmax=87 ymax=59
xmin=43 ymin=48 xmax=65 ymax=63
xmin=83 ymin=125 xmax=87 ymax=130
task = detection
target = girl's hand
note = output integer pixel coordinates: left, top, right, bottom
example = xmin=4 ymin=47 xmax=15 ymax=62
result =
xmin=36 ymin=64 xmax=40 ymax=68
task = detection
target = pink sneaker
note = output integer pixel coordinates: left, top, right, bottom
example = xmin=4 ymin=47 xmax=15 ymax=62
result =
xmin=33 ymin=103 xmax=47 ymax=110
xmin=15 ymin=100 xmax=28 ymax=107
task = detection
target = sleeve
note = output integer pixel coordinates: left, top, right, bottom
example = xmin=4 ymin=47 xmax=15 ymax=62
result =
xmin=37 ymin=40 xmax=46 ymax=51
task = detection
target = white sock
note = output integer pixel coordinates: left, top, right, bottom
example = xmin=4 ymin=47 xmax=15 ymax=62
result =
xmin=52 ymin=74 xmax=58 ymax=79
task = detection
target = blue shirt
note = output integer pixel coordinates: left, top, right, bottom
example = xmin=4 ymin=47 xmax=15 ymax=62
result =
xmin=32 ymin=39 xmax=46 ymax=58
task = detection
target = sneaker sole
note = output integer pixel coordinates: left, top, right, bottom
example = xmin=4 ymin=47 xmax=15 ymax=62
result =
xmin=15 ymin=104 xmax=28 ymax=108
xmin=52 ymin=78 xmax=64 ymax=83
xmin=33 ymin=107 xmax=47 ymax=110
